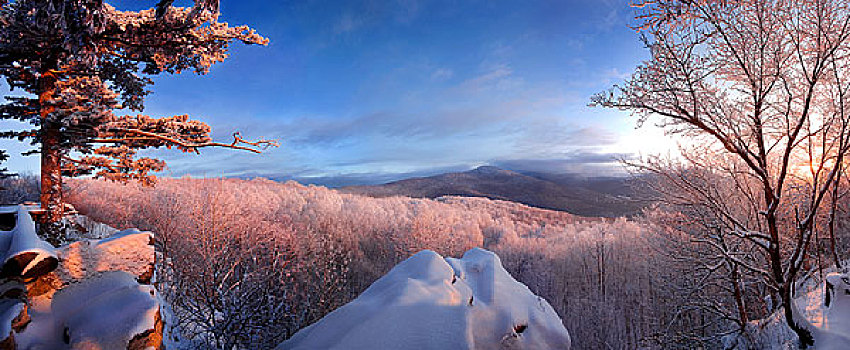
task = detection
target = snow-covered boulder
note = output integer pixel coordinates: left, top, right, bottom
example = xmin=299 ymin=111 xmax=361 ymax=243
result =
xmin=16 ymin=271 xmax=162 ymax=349
xmin=724 ymin=270 xmax=850 ymax=350
xmin=0 ymin=206 xmax=57 ymax=280
xmin=279 ymin=248 xmax=571 ymax=350
xmin=55 ymin=229 xmax=155 ymax=285
xmin=0 ymin=299 xmax=27 ymax=349
xmin=0 ymin=213 xmax=162 ymax=350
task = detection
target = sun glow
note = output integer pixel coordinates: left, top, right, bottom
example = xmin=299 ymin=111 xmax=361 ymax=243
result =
xmin=790 ymin=154 xmax=838 ymax=182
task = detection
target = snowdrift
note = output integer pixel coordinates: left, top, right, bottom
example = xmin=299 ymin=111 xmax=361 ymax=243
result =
xmin=279 ymin=248 xmax=571 ymax=350
xmin=812 ymin=272 xmax=850 ymax=349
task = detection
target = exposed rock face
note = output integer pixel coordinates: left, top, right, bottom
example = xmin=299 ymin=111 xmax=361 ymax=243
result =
xmin=0 ymin=300 xmax=25 ymax=350
xmin=128 ymin=310 xmax=164 ymax=350
xmin=280 ymin=248 xmax=571 ymax=350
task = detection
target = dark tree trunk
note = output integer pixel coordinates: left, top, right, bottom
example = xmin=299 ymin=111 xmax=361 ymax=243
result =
xmin=40 ymin=123 xmax=63 ymax=221
xmin=828 ymin=166 xmax=842 ymax=269
xmin=781 ymin=283 xmax=814 ymax=348
xmin=730 ymin=264 xmax=748 ymax=331
xmin=37 ymin=70 xmax=65 ymax=245
xmin=766 ymin=205 xmax=813 ymax=347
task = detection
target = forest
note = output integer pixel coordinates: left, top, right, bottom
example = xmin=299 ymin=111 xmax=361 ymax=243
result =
xmin=54 ymin=176 xmax=847 ymax=349
xmin=2 ymin=0 xmax=850 ymax=349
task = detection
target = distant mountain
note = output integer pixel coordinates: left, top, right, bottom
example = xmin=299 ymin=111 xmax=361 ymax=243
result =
xmin=339 ymin=166 xmax=648 ymax=217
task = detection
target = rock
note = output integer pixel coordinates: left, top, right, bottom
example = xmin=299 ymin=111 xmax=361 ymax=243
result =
xmin=33 ymin=271 xmax=162 ymax=349
xmin=24 ymin=273 xmax=61 ymax=299
xmin=825 ymin=272 xmax=850 ymax=339
xmin=55 ymin=229 xmax=155 ymax=286
xmin=12 ymin=227 xmax=162 ymax=350
xmin=0 ymin=300 xmax=25 ymax=350
xmin=127 ymin=310 xmax=164 ymax=350
xmin=0 ymin=281 xmax=24 ymax=300
xmin=0 ymin=333 xmax=13 ymax=350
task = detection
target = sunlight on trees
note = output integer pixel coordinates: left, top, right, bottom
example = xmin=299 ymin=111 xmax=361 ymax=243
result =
xmin=594 ymin=0 xmax=850 ymax=346
xmin=66 ymin=178 xmax=672 ymax=349
xmin=0 ymin=0 xmax=275 ymax=239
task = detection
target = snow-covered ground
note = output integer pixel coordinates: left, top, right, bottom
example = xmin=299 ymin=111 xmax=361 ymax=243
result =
xmin=725 ymin=266 xmax=850 ymax=350
xmin=279 ymin=248 xmax=571 ymax=350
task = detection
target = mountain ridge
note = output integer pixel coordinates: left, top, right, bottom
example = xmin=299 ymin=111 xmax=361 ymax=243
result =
xmin=339 ymin=166 xmax=646 ymax=217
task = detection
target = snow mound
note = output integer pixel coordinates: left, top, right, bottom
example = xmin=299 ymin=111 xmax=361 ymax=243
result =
xmin=0 ymin=205 xmax=57 ymax=280
xmin=16 ymin=271 xmax=160 ymax=349
xmin=279 ymin=248 xmax=571 ymax=350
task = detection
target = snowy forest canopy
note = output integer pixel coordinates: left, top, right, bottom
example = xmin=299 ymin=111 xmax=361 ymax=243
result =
xmin=35 ymin=176 xmax=843 ymax=349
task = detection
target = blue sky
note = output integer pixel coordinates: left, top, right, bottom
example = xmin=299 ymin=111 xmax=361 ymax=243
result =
xmin=1 ymin=0 xmax=672 ymax=186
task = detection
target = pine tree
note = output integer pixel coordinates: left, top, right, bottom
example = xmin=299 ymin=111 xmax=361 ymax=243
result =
xmin=0 ymin=0 xmax=275 ymax=237
xmin=0 ymin=149 xmax=14 ymax=180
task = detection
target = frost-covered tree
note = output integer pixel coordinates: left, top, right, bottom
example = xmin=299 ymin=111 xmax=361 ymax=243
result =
xmin=0 ymin=0 xmax=274 ymax=234
xmin=0 ymin=149 xmax=13 ymax=179
xmin=593 ymin=0 xmax=850 ymax=346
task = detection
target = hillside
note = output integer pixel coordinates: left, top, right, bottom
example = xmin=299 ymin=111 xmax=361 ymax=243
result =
xmin=340 ymin=166 xmax=646 ymax=217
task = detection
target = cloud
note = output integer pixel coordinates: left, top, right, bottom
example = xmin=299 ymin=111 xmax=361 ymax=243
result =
xmin=276 ymin=150 xmax=636 ymax=188
xmin=283 ymin=164 xmax=471 ymax=187
xmin=327 ymin=0 xmax=427 ymax=39
xmin=491 ymin=151 xmax=635 ymax=175
xmin=456 ymin=64 xmax=520 ymax=94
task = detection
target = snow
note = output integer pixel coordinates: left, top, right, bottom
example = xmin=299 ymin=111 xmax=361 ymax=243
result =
xmin=279 ymin=248 xmax=571 ymax=350
xmin=812 ymin=272 xmax=850 ymax=349
xmin=725 ymin=267 xmax=850 ymax=350
xmin=0 ymin=216 xmax=160 ymax=349
xmin=0 ymin=299 xmax=24 ymax=340
xmin=0 ymin=205 xmax=57 ymax=280
xmin=55 ymin=228 xmax=154 ymax=284
xmin=15 ymin=271 xmax=159 ymax=349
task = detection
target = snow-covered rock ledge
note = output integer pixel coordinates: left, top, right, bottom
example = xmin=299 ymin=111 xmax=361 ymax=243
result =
xmin=279 ymin=248 xmax=571 ymax=350
xmin=0 ymin=206 xmax=161 ymax=350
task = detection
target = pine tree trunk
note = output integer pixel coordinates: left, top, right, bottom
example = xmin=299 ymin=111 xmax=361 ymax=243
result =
xmin=37 ymin=70 xmax=65 ymax=244
xmin=40 ymin=122 xmax=63 ymax=223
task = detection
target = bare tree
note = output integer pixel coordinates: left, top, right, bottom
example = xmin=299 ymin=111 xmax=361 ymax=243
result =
xmin=593 ymin=0 xmax=850 ymax=346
